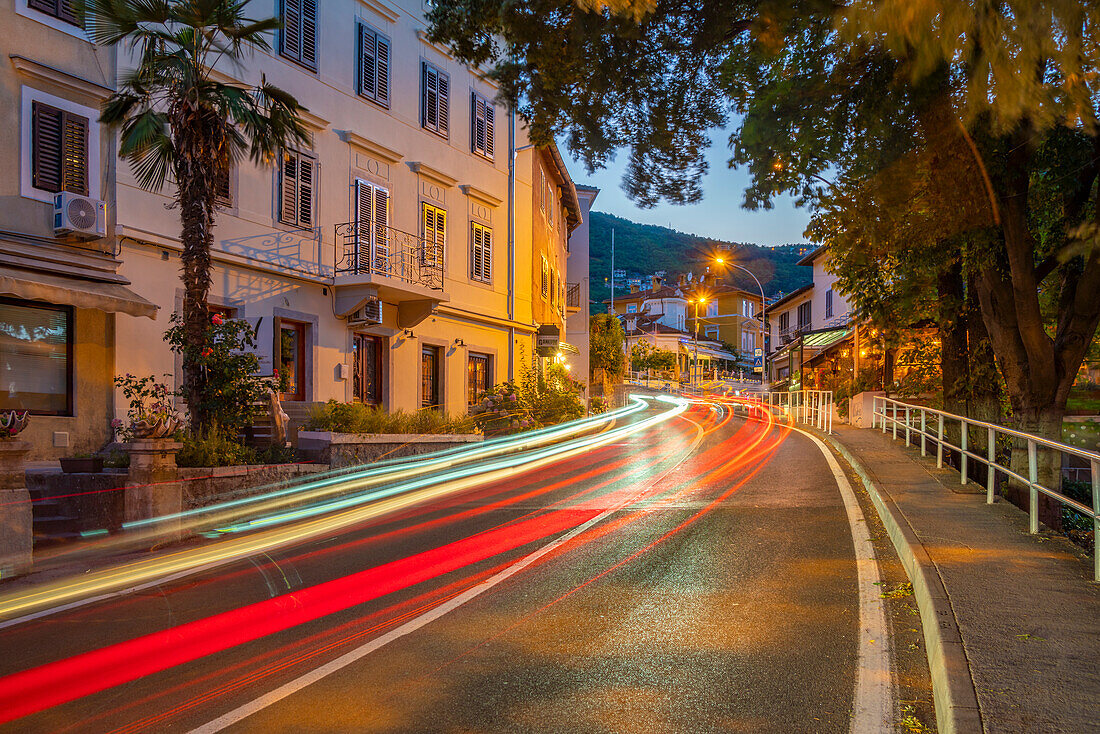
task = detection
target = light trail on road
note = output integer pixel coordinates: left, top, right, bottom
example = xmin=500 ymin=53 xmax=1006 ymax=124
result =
xmin=0 ymin=393 xmax=811 ymax=730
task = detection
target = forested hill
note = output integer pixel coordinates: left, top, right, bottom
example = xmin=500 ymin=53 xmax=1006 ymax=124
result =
xmin=588 ymin=211 xmax=813 ymax=304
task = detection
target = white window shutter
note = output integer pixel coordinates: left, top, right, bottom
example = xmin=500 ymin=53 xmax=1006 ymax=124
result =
xmin=354 ymin=179 xmax=373 ymax=269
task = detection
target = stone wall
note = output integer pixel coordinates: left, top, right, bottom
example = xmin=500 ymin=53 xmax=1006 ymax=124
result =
xmin=297 ymin=432 xmax=484 ymax=468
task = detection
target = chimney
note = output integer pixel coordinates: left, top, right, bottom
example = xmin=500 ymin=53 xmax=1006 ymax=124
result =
xmin=629 ymin=283 xmax=639 ymax=293
xmin=677 ymin=274 xmax=686 ymax=287
xmin=651 ymin=275 xmax=663 ymax=291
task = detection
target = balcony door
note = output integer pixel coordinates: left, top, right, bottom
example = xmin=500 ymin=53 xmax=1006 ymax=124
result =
xmin=354 ymin=179 xmax=390 ymax=275
xmin=353 ymin=333 xmax=383 ymax=406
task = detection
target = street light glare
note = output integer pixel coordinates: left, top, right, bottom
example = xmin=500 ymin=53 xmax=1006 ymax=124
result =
xmin=715 ymin=257 xmax=725 ymax=264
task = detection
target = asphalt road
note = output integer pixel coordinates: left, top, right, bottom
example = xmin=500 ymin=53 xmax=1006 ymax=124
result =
xmin=0 ymin=398 xmax=871 ymax=733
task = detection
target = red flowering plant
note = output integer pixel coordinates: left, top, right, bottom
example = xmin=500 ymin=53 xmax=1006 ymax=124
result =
xmin=112 ymin=373 xmax=181 ymax=440
xmin=164 ymin=312 xmax=280 ymax=435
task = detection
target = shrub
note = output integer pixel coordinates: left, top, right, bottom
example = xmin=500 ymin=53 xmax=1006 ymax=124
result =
xmin=470 ymin=362 xmax=585 ymax=435
xmin=305 ymin=401 xmax=476 ymax=435
xmin=177 ymin=426 xmax=258 ymax=467
xmin=589 ymin=396 xmax=609 ymax=414
xmin=164 ymin=313 xmax=279 ymax=435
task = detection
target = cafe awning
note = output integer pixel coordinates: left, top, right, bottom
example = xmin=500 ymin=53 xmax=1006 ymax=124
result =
xmin=0 ymin=269 xmax=158 ymax=319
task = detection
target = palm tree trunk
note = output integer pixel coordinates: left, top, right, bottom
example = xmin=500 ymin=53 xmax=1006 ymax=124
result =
xmin=173 ymin=107 xmax=221 ymax=433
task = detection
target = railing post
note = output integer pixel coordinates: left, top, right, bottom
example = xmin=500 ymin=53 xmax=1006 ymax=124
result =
xmin=1028 ymin=439 xmax=1039 ymax=534
xmin=892 ymin=403 xmax=898 ymax=440
xmin=960 ymin=420 xmax=968 ymax=485
xmin=936 ymin=414 xmax=944 ymax=468
xmin=905 ymin=405 xmax=911 ymax=446
xmin=986 ymin=426 xmax=996 ymax=504
xmin=1092 ymin=458 xmax=1099 ymax=582
xmin=920 ymin=411 xmax=927 ymax=457
xmin=880 ymin=398 xmax=886 ymax=434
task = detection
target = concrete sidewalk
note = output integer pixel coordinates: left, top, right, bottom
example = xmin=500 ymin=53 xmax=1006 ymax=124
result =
xmin=825 ymin=425 xmax=1099 ymax=734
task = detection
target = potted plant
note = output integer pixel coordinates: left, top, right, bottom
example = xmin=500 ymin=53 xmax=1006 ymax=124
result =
xmin=114 ymin=374 xmax=184 ymax=441
xmin=60 ymin=451 xmax=104 ymax=474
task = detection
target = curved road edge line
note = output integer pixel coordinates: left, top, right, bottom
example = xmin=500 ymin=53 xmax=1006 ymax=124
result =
xmin=787 ymin=425 xmax=893 ymax=733
xmin=816 ymin=430 xmax=982 ymax=734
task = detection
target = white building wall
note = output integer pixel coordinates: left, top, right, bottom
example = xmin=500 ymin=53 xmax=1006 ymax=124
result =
xmin=112 ymin=0 xmax=569 ymax=419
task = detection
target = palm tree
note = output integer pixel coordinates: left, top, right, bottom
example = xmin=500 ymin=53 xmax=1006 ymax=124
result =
xmin=83 ymin=0 xmax=309 ymax=432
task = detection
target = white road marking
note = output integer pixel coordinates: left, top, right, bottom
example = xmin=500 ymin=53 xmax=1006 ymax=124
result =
xmin=190 ymin=415 xmax=706 ymax=733
xmin=791 ymin=425 xmax=894 ymax=733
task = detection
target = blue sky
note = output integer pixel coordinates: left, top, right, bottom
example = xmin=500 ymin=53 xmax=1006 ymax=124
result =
xmin=564 ymin=128 xmax=812 ymax=247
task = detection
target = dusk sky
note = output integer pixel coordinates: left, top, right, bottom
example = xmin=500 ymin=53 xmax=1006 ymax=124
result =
xmin=565 ymin=127 xmax=812 ymax=247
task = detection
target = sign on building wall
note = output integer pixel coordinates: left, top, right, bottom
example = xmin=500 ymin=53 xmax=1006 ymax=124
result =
xmin=536 ymin=325 xmax=560 ymax=356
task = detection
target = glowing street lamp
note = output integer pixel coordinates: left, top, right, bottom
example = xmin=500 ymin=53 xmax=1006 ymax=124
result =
xmin=711 ymin=256 xmax=767 ymax=387
xmin=691 ymin=296 xmax=707 ymax=391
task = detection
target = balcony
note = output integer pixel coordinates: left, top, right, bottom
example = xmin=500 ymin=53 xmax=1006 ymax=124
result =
xmin=333 ymin=221 xmax=448 ymax=328
xmin=565 ymin=282 xmax=582 ymax=314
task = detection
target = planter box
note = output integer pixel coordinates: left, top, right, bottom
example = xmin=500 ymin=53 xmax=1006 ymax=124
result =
xmin=298 ymin=431 xmax=484 ymax=468
xmin=60 ymin=457 xmax=104 ymax=474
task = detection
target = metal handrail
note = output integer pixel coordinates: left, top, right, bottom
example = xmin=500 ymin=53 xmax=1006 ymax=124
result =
xmin=749 ymin=390 xmax=834 ymax=434
xmin=872 ymin=395 xmax=1100 ymax=580
xmin=334 ymin=220 xmax=444 ymax=290
xmin=565 ymin=282 xmax=581 ymax=308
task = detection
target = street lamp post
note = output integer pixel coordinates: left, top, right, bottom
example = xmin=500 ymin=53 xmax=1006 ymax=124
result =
xmin=714 ymin=257 xmax=767 ymax=389
xmin=692 ymin=297 xmax=706 ymax=392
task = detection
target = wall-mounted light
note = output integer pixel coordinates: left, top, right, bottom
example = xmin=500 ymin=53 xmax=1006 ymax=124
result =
xmin=403 ymin=329 xmax=415 ymax=338
xmin=454 ymin=338 xmax=465 ymax=346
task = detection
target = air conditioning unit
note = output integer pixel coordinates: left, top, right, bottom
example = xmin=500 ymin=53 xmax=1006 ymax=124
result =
xmin=346 ymin=299 xmax=382 ymax=326
xmin=54 ymin=192 xmax=106 ymax=239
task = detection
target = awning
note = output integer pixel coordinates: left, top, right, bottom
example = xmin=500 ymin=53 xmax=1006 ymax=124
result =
xmin=1 ymin=269 xmax=158 ymax=319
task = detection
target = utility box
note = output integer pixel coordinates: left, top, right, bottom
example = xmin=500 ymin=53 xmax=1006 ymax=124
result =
xmin=849 ymin=391 xmax=886 ymax=428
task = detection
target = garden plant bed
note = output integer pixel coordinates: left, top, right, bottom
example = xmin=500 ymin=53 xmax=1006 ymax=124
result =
xmin=298 ymin=431 xmax=484 ymax=468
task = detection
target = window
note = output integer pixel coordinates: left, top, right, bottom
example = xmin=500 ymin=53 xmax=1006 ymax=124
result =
xmin=779 ymin=311 xmax=790 ymax=333
xmin=540 ymin=255 xmax=549 ymax=299
xmin=0 ymin=298 xmax=72 ymax=416
xmin=797 ymin=301 xmax=812 ymax=330
xmin=353 ymin=333 xmax=383 ymax=406
xmin=31 ymin=102 xmax=88 ymax=196
xmin=546 ymin=181 xmax=554 ymax=224
xmin=742 ymin=330 xmax=755 ymax=353
xmin=421 ymin=62 xmax=450 ymax=137
xmin=280 ymin=0 xmax=318 ymax=71
xmin=707 ymin=302 xmax=718 ymax=317
xmin=278 ymin=320 xmax=306 ymax=401
xmin=468 ymin=353 xmax=491 ymax=405
xmin=27 ymin=0 xmax=79 ymax=26
xmin=704 ymin=326 xmax=719 ymax=339
xmin=825 ymin=289 xmax=834 ymax=319
xmin=358 ymin=24 xmax=390 ymax=108
xmin=214 ymin=164 xmax=232 ymax=207
xmin=471 ymin=92 xmax=495 ymax=159
xmin=421 ymin=203 xmax=446 ymax=266
xmin=279 ymin=151 xmax=315 ymax=228
xmin=355 ymin=179 xmax=390 ymax=273
xmin=743 ymin=300 xmax=755 ymax=318
xmin=626 ymin=303 xmax=637 ymax=314
xmin=421 ymin=345 xmax=441 ymax=409
xmin=470 ymin=222 xmax=492 ymax=283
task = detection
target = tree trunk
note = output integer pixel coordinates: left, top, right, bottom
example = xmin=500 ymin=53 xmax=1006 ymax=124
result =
xmin=937 ymin=260 xmax=969 ymax=470
xmin=173 ymin=103 xmax=222 ymax=433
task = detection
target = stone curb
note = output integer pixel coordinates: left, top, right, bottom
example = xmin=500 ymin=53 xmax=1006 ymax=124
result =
xmin=817 ymin=429 xmax=983 ymax=734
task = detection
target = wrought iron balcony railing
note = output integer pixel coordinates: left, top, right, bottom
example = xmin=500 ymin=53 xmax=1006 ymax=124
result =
xmin=565 ymin=281 xmax=581 ymax=309
xmin=334 ymin=221 xmax=444 ymax=291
